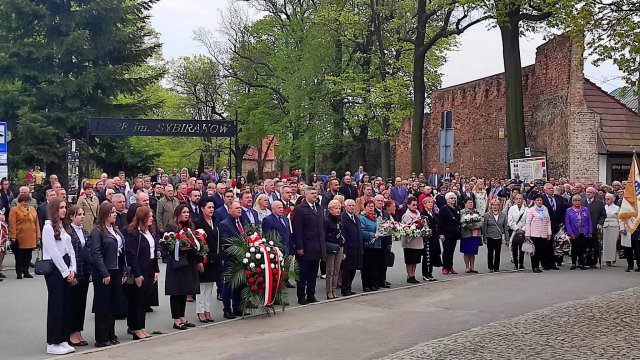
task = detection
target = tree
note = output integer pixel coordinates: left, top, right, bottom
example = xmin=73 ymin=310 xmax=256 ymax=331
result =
xmin=0 ymin=0 xmax=161 ymax=181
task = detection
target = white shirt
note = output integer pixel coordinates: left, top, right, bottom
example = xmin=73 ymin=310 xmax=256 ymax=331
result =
xmin=107 ymin=226 xmax=123 ymax=253
xmin=42 ymin=221 xmax=77 ymax=278
xmin=71 ymin=223 xmax=85 ymax=247
xmin=141 ymin=229 xmax=155 ymax=259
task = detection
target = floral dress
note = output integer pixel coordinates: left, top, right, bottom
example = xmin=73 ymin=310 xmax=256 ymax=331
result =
xmin=474 ymin=191 xmax=487 ymax=216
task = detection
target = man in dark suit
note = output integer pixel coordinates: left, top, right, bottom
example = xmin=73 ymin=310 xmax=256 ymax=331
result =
xmin=427 ymin=168 xmax=439 ymax=188
xmin=261 ymin=198 xmax=294 ymax=289
xmin=292 ymin=186 xmax=325 ymax=305
xmin=541 ymin=183 xmax=565 ymax=269
xmin=439 ymin=166 xmax=452 ymax=185
xmin=211 ymin=183 xmax=226 ymax=210
xmin=583 ymin=186 xmax=606 ymax=268
xmin=340 ymin=199 xmax=363 ymax=296
xmin=458 ymin=183 xmax=476 ymax=209
xmin=187 ymin=189 xmax=202 ymax=222
xmin=239 ymin=190 xmax=260 ymax=227
xmin=218 ymin=201 xmax=247 ymax=319
xmin=214 ymin=189 xmax=235 ymax=224
xmin=37 ymin=189 xmax=56 ymax=232
xmin=112 ymin=193 xmax=128 ymax=235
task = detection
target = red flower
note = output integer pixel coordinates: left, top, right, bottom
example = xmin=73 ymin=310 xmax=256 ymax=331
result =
xmin=256 ymin=268 xmax=262 ymax=274
xmin=257 ymin=277 xmax=264 ymax=283
xmin=182 ymin=227 xmax=188 ymax=232
xmin=258 ymin=289 xmax=264 ymax=295
xmin=251 ymin=285 xmax=258 ymax=292
xmin=248 ymin=277 xmax=255 ymax=284
xmin=244 ymin=270 xmax=252 ymax=277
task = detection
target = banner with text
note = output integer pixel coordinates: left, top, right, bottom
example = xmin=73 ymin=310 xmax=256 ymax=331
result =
xmin=87 ymin=118 xmax=236 ymax=137
xmin=509 ymin=156 xmax=548 ymax=182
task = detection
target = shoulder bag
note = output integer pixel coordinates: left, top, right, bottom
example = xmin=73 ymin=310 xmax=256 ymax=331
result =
xmin=34 ymin=259 xmax=55 ymax=275
xmin=125 ymin=232 xmax=141 ymax=285
xmin=522 ymin=238 xmax=535 ymax=255
xmin=511 ymin=211 xmax=526 ymax=246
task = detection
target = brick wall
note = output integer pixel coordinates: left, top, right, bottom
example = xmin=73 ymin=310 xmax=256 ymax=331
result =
xmin=395 ymin=34 xmax=589 ymax=179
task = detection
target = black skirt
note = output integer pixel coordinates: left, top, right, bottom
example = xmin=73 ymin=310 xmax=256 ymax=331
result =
xmin=404 ymin=248 xmax=423 ymax=265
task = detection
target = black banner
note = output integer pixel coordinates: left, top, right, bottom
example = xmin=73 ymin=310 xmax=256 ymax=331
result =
xmin=87 ymin=118 xmax=236 ymax=137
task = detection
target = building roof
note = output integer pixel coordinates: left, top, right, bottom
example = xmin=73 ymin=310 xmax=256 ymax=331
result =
xmin=584 ymin=79 xmax=640 ymax=152
xmin=610 ymin=87 xmax=638 ymax=113
xmin=243 ymin=135 xmax=277 ymax=161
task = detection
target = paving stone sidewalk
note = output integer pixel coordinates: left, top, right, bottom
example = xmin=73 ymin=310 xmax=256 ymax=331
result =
xmin=381 ymin=287 xmax=640 ymax=360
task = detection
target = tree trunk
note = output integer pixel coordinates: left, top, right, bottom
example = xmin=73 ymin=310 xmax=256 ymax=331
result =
xmin=499 ymin=21 xmax=527 ymax=159
xmin=411 ymin=0 xmax=428 ymax=174
xmin=355 ymin=125 xmax=368 ymax=170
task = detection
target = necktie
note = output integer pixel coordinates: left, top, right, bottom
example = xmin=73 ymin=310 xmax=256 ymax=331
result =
xmin=280 ymin=216 xmax=287 ymax=228
xmin=236 ymin=219 xmax=244 ymax=234
xmin=549 ymin=196 xmax=556 ymax=212
xmin=350 ymin=215 xmax=355 ymax=223
xmin=311 ymin=204 xmax=316 ymax=213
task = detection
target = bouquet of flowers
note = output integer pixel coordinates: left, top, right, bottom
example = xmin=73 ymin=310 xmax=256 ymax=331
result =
xmin=399 ymin=218 xmax=432 ymax=238
xmin=553 ymin=227 xmax=571 ymax=257
xmin=376 ymin=219 xmax=402 ymax=237
xmin=460 ymin=213 xmax=483 ymax=229
xmin=160 ymin=227 xmax=209 ymax=263
xmin=225 ymin=227 xmax=298 ymax=315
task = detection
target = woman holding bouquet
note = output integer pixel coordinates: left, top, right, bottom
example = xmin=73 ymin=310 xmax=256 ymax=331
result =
xmin=421 ymin=196 xmax=440 ymax=281
xmin=125 ymin=207 xmax=159 ymax=340
xmin=163 ymin=205 xmax=200 ymax=330
xmin=438 ymin=192 xmax=460 ymax=275
xmin=460 ymin=198 xmax=482 ymax=273
xmin=401 ymin=197 xmax=423 ymax=284
xmin=194 ymin=198 xmax=222 ymax=322
xmin=359 ymin=200 xmax=381 ymax=292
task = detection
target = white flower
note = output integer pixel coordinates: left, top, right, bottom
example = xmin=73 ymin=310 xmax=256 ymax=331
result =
xmin=269 ymin=254 xmax=275 ymax=259
xmin=271 ymin=263 xmax=275 ymax=268
xmin=249 ymin=247 xmax=256 ymax=253
xmin=268 ymin=241 xmax=274 ymax=246
xmin=255 ymin=253 xmax=262 ymax=259
xmin=245 ymin=252 xmax=251 ymax=258
xmin=242 ymin=258 xmax=249 ymax=264
xmin=249 ymin=262 xmax=255 ymax=268
xmin=261 ymin=264 xmax=265 ymax=269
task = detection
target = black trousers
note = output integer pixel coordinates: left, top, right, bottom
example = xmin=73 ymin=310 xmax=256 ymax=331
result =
xmin=127 ymin=267 xmax=155 ymax=330
xmin=319 ymin=259 xmax=326 ymax=276
xmin=486 ymin=238 xmax=502 ymax=271
xmin=623 ymin=246 xmax=634 ymax=269
xmin=170 ymin=295 xmax=187 ymax=319
xmin=340 ymin=269 xmax=357 ymax=294
xmin=541 ymin=234 xmax=556 ymax=269
xmin=93 ymin=269 xmax=122 ymax=343
xmin=512 ymin=243 xmax=525 ymax=268
xmin=378 ymin=239 xmax=392 ymax=285
xmin=531 ymin=237 xmax=546 ymax=269
xmin=442 ymin=238 xmax=457 ymax=270
xmin=586 ymin=234 xmax=599 ymax=266
xmin=45 ymin=267 xmax=71 ymax=344
xmin=297 ymin=258 xmax=320 ymax=299
xmin=70 ymin=278 xmax=90 ymax=333
xmin=14 ymin=248 xmax=33 ymax=276
xmin=362 ymin=248 xmax=382 ymax=288
xmin=571 ymin=234 xmax=588 ymax=266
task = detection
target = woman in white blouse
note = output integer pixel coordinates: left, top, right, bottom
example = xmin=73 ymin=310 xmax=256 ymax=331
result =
xmin=602 ymin=193 xmax=622 ymax=265
xmin=65 ymin=206 xmax=91 ymax=348
xmin=42 ymin=198 xmax=76 ymax=355
xmin=253 ymin=193 xmax=272 ymax=222
xmin=90 ymin=202 xmax=127 ymax=348
xmin=473 ymin=179 xmax=488 ymax=216
xmin=507 ymin=194 xmax=528 ymax=270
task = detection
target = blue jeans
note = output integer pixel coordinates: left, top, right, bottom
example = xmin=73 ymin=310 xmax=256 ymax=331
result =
xmin=297 ymin=258 xmax=320 ymax=300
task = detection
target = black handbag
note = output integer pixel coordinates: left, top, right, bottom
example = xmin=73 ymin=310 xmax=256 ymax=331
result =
xmin=325 ymin=242 xmax=340 ymax=254
xmin=512 ymin=231 xmax=525 ymax=246
xmin=34 ymin=259 xmax=55 ymax=275
xmin=386 ymin=251 xmax=395 ymax=267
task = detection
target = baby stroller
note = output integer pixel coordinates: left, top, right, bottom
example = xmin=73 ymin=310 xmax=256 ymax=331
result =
xmin=553 ymin=227 xmax=571 ymax=266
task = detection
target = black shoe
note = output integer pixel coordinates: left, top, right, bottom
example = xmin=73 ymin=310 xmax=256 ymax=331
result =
xmin=635 ymin=267 xmax=640 ymax=272
xmin=533 ymin=268 xmax=542 ymax=273
xmin=306 ymin=296 xmax=319 ymax=303
xmin=297 ymin=298 xmax=308 ymax=305
xmin=371 ymin=286 xmax=380 ymax=291
xmin=23 ymin=273 xmax=33 ymax=278
xmin=519 ymin=264 xmax=525 ymax=270
xmin=223 ymin=312 xmax=237 ymax=320
xmin=589 ymin=265 xmax=597 ymax=269
xmin=145 ymin=306 xmax=153 ymax=313
xmin=494 ymin=269 xmax=500 ymax=272
xmin=95 ymin=342 xmax=110 ymax=348
xmin=0 ymin=272 xmax=5 ymax=278
xmin=127 ymin=328 xmax=134 ymax=335
xmin=580 ymin=266 xmax=587 ymax=270
xmin=173 ymin=323 xmax=188 ymax=330
xmin=626 ymin=267 xmax=632 ymax=272
xmin=133 ymin=334 xmax=144 ymax=340
xmin=30 ymin=262 xmax=35 ymax=268
xmin=514 ymin=266 xmax=518 ymax=271
xmin=469 ymin=270 xmax=478 ymax=274
xmin=407 ymin=277 xmax=420 ymax=284
xmin=285 ymin=281 xmax=295 ymax=288
xmin=379 ymin=283 xmax=391 ymax=288
xmin=570 ymin=265 xmax=577 ymax=270
xmin=16 ymin=274 xmax=22 ymax=279
xmin=384 ymin=281 xmax=391 ymax=286
xmin=363 ymin=287 xmax=372 ymax=292
xmin=70 ymin=341 xmax=87 ymax=347
xmin=184 ymin=321 xmax=196 ymax=327
xmin=232 ymin=309 xmax=244 ymax=317
xmin=341 ymin=291 xmax=356 ymax=296
xmin=217 ymin=294 xmax=223 ymax=301
xmin=489 ymin=269 xmax=494 ymax=273
xmin=109 ymin=339 xmax=120 ymax=345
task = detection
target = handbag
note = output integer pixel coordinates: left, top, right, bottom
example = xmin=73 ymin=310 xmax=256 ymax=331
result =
xmin=522 ymin=238 xmax=535 ymax=255
xmin=510 ymin=210 xmax=526 ymax=245
xmin=386 ymin=251 xmax=395 ymax=267
xmin=125 ymin=232 xmax=142 ymax=285
xmin=325 ymin=242 xmax=340 ymax=254
xmin=34 ymin=259 xmax=55 ymax=275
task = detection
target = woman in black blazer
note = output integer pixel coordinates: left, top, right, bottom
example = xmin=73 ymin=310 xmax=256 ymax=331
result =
xmin=420 ymin=196 xmax=441 ymax=281
xmin=125 ymin=206 xmax=159 ymax=340
xmin=194 ymin=198 xmax=222 ymax=323
xmin=90 ymin=202 xmax=127 ymax=348
xmin=66 ymin=205 xmax=92 ymax=347
xmin=163 ymin=204 xmax=200 ymax=330
xmin=437 ymin=192 xmax=461 ymax=275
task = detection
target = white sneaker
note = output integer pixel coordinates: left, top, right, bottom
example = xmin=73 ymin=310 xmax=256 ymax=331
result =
xmin=320 ymin=274 xmax=326 ymax=279
xmin=46 ymin=344 xmax=68 ymax=355
xmin=61 ymin=342 xmax=75 ymax=353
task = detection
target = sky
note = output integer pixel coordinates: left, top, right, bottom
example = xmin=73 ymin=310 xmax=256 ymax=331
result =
xmin=150 ymin=0 xmax=626 ymax=93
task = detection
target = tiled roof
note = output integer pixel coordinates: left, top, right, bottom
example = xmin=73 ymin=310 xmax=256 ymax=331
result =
xmin=585 ymin=79 xmax=640 ymax=152
xmin=610 ymin=87 xmax=638 ymax=113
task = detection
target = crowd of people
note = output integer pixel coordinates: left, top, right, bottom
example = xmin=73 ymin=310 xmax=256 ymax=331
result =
xmin=0 ymin=165 xmax=638 ymax=355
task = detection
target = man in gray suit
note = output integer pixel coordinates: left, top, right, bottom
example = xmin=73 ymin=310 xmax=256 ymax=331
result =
xmin=583 ymin=187 xmax=606 ymax=268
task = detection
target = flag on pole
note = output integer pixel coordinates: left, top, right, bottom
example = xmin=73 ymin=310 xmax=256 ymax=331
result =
xmin=619 ymin=154 xmax=640 ymax=232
